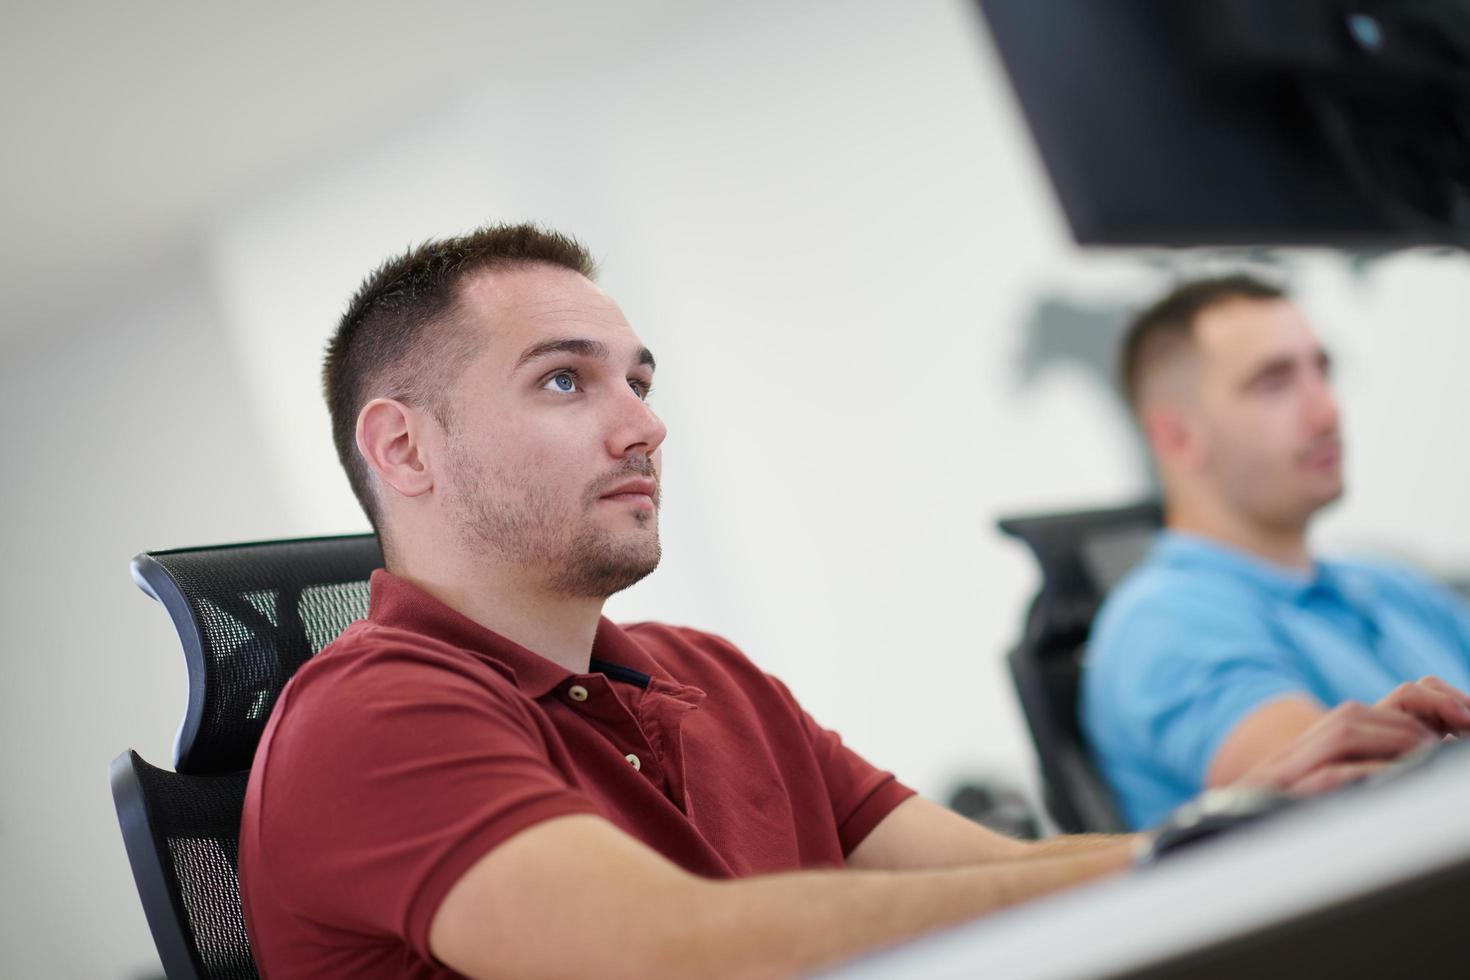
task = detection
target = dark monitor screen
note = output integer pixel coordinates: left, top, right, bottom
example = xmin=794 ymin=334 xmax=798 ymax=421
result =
xmin=976 ymin=0 xmax=1470 ymax=249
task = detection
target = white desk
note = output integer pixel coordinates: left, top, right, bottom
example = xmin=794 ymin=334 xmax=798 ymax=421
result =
xmin=828 ymin=744 xmax=1470 ymax=978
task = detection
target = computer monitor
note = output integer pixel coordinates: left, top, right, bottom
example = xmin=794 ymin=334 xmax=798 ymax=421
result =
xmin=976 ymin=0 xmax=1470 ymax=249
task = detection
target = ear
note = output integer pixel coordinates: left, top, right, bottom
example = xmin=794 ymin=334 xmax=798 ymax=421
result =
xmin=1140 ymin=402 xmax=1203 ymax=471
xmin=356 ymin=398 xmax=436 ymax=501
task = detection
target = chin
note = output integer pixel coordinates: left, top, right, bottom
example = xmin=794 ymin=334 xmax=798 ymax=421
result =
xmin=550 ymin=531 xmax=662 ymax=598
xmin=1306 ymin=481 xmax=1346 ymax=516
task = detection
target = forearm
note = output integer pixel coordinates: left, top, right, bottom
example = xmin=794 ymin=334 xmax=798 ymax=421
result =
xmin=1206 ymin=697 xmax=1324 ymax=788
xmin=667 ymin=845 xmax=1131 ymax=978
xmin=847 ymin=795 xmax=1136 ymax=870
xmin=436 ymin=814 xmax=1133 ymax=980
xmin=1016 ymin=833 xmax=1141 ymax=860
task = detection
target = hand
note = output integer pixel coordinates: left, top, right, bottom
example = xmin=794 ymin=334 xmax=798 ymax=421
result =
xmin=1235 ymin=699 xmax=1438 ymax=796
xmin=1375 ymin=675 xmax=1470 ymax=736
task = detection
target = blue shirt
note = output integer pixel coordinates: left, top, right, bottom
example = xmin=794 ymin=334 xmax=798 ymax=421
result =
xmin=1082 ymin=531 xmax=1470 ymax=829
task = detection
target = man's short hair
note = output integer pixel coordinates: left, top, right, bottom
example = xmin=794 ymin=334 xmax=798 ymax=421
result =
xmin=1118 ymin=273 xmax=1288 ymax=414
xmin=323 ymin=222 xmax=597 ymax=532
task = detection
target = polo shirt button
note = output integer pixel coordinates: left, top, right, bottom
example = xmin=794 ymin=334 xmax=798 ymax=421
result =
xmin=568 ymin=684 xmax=589 ymax=702
xmin=625 ymin=753 xmax=641 ymax=771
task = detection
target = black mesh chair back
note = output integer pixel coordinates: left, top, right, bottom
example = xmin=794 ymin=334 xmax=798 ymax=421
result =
xmin=113 ymin=533 xmax=382 ymax=980
xmin=112 ymin=751 xmax=257 ymax=980
xmin=132 ymin=534 xmax=384 ymax=774
xmin=998 ymin=502 xmax=1162 ymax=833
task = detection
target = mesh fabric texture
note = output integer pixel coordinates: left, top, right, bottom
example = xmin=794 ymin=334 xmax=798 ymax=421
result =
xmin=141 ymin=535 xmax=383 ymax=774
xmin=127 ymin=752 xmax=257 ymax=980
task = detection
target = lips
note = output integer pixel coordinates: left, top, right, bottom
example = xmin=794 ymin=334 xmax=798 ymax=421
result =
xmin=599 ymin=477 xmax=658 ymax=502
xmin=1300 ymin=440 xmax=1342 ymax=469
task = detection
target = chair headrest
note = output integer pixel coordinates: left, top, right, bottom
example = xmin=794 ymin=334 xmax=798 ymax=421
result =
xmin=132 ymin=534 xmax=384 ymax=774
xmin=999 ymin=501 xmax=1162 ymax=645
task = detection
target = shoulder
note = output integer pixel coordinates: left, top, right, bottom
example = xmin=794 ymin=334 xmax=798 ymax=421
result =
xmin=621 ymin=621 xmax=752 ymax=661
xmin=248 ymin=623 xmax=554 ymax=839
xmin=1086 ymin=554 xmax=1287 ymax=704
xmin=1093 ymin=558 xmax=1272 ymax=650
xmin=1327 ymin=555 xmax=1470 ymax=617
xmin=293 ymin=619 xmax=521 ymax=698
xmin=1329 ymin=555 xmax=1446 ymax=595
xmin=266 ymin=620 xmax=536 ymax=753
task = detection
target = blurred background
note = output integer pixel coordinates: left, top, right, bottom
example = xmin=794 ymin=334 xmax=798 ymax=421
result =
xmin=2 ymin=1 xmax=1467 ymax=975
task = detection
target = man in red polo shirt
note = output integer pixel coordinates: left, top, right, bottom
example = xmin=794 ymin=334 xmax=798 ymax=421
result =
xmin=238 ymin=225 xmax=1403 ymax=979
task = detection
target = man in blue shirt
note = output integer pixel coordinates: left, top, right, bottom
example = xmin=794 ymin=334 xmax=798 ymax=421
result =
xmin=1082 ymin=275 xmax=1470 ymax=829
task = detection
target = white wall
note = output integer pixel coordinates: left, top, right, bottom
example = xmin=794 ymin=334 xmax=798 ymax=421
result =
xmin=1304 ymin=254 xmax=1470 ymax=569
xmin=3 ymin=0 xmax=1469 ymax=976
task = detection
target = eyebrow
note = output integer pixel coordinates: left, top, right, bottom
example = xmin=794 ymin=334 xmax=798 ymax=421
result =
xmin=514 ymin=338 xmax=656 ymax=372
xmin=1240 ymin=347 xmax=1329 ymax=389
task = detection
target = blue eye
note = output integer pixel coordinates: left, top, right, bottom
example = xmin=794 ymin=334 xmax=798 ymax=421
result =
xmin=544 ymin=372 xmax=579 ymax=394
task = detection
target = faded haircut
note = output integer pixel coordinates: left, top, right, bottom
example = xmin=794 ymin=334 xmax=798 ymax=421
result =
xmin=323 ymin=222 xmax=598 ymax=531
xmin=1119 ymin=273 xmax=1287 ymax=414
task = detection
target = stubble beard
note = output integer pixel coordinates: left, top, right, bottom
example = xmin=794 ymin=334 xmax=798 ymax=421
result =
xmin=447 ymin=454 xmax=662 ymax=599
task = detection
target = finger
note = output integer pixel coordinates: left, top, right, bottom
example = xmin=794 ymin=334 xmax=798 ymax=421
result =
xmin=1286 ymin=760 xmax=1387 ymax=796
xmin=1261 ymin=712 xmax=1432 ymax=787
xmin=1417 ymin=677 xmax=1470 ymax=727
xmin=1382 ymin=682 xmax=1470 ymax=734
xmin=1397 ymin=694 xmax=1463 ymax=733
xmin=1307 ymin=702 xmax=1432 ymax=749
xmin=1351 ymin=703 xmax=1440 ymax=739
xmin=1358 ymin=701 xmax=1441 ymax=734
xmin=1418 ymin=676 xmax=1470 ymax=705
xmin=1239 ymin=700 xmax=1429 ymax=790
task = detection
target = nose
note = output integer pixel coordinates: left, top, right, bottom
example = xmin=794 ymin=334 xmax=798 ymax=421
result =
xmin=1304 ymin=370 xmax=1340 ymax=434
xmin=607 ymin=385 xmax=667 ymax=461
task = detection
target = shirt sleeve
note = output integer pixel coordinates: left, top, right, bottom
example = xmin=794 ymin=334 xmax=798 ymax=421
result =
xmin=248 ymin=642 xmax=600 ymax=963
xmin=1085 ymin=584 xmax=1311 ymax=797
xmin=764 ymin=675 xmax=917 ymax=855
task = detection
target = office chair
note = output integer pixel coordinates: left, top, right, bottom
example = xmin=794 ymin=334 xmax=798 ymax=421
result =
xmin=998 ymin=501 xmax=1162 ymax=834
xmin=110 ymin=534 xmax=383 ymax=980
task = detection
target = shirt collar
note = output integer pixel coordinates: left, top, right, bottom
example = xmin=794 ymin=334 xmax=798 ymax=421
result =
xmin=366 ymin=568 xmax=667 ymax=698
xmin=1154 ymin=530 xmax=1331 ymax=602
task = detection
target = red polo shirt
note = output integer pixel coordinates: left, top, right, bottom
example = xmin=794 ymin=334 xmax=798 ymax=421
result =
xmin=239 ymin=571 xmax=913 ymax=979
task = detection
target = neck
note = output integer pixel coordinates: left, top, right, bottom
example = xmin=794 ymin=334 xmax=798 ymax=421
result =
xmin=388 ymin=549 xmax=605 ymax=673
xmin=1167 ymin=497 xmax=1313 ymax=573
